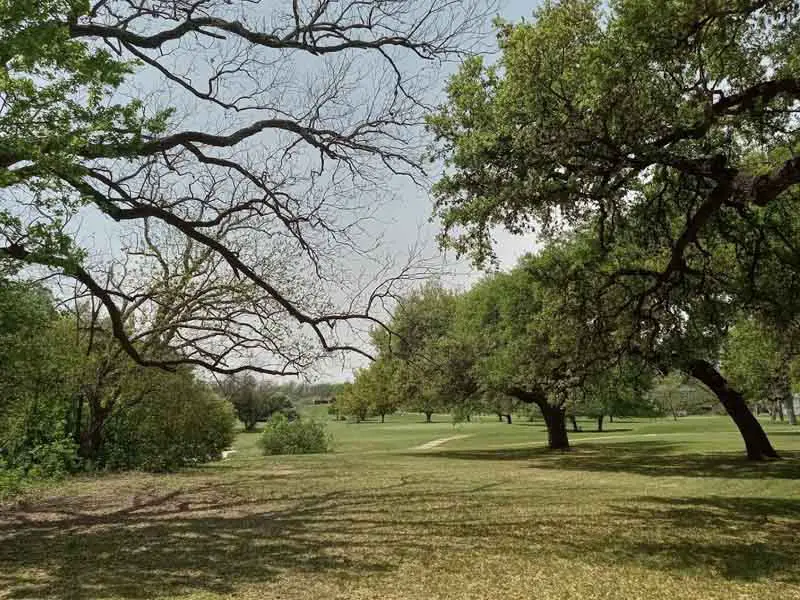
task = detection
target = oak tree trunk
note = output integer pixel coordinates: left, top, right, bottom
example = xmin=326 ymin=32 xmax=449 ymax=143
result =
xmin=541 ymin=404 xmax=569 ymax=450
xmin=688 ymin=359 xmax=779 ymax=460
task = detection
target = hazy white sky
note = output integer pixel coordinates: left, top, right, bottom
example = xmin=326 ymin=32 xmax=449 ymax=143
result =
xmin=69 ymin=0 xmax=542 ymax=382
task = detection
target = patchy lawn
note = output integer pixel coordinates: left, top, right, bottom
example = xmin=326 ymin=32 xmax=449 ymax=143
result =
xmin=2 ymin=416 xmax=799 ymax=599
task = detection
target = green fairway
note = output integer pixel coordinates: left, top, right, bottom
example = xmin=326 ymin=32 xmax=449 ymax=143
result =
xmin=2 ymin=415 xmax=799 ymax=600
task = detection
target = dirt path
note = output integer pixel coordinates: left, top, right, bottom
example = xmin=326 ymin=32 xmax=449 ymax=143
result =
xmin=412 ymin=434 xmax=473 ymax=450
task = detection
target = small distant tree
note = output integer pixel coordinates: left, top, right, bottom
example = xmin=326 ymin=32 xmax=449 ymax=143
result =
xmin=336 ymin=382 xmax=372 ymax=423
xmin=648 ymin=373 xmax=717 ymax=421
xmin=220 ymin=375 xmax=295 ymax=431
xmin=373 ymin=284 xmax=475 ymax=423
xmin=350 ymin=358 xmax=399 ymax=423
xmin=570 ymin=361 xmax=654 ymax=431
xmin=483 ymin=392 xmax=517 ymax=424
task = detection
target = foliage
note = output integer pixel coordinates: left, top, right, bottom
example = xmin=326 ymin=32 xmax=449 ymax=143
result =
xmin=430 ymin=0 xmax=800 ymax=266
xmin=259 ymin=414 xmax=331 ymax=456
xmin=4 ymin=415 xmax=800 ymax=600
xmin=339 ymin=359 xmax=400 ymax=423
xmin=103 ymin=378 xmax=236 ymax=472
xmin=427 ymin=0 xmax=800 ymax=458
xmin=648 ymin=373 xmax=717 ymax=420
xmin=373 ymin=284 xmax=473 ymax=420
xmin=722 ymin=317 xmax=797 ymax=424
xmin=0 ymin=281 xmax=81 ymax=478
xmin=219 ymin=375 xmax=295 ymax=431
xmin=569 ymin=360 xmax=656 ymax=420
xmin=334 ymin=382 xmax=372 ymax=423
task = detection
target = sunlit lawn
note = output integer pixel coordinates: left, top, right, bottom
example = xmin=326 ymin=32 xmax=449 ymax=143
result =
xmin=2 ymin=414 xmax=799 ymax=599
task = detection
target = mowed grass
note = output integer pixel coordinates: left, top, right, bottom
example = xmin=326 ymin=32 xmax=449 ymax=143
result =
xmin=2 ymin=415 xmax=799 ymax=600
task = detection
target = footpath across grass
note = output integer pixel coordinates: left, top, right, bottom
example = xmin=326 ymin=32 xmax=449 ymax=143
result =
xmin=1 ymin=415 xmax=799 ymax=600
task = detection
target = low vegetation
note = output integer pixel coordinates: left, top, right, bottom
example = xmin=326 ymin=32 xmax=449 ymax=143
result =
xmin=259 ymin=414 xmax=331 ymax=456
xmin=2 ymin=415 xmax=798 ymax=600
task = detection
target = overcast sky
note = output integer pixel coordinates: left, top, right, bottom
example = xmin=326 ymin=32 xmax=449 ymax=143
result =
xmin=68 ymin=0 xmax=542 ymax=382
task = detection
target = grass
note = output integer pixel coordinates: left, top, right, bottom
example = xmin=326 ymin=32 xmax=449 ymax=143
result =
xmin=1 ymin=414 xmax=799 ymax=600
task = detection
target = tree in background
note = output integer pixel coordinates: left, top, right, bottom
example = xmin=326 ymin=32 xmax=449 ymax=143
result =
xmin=335 ymin=383 xmax=372 ymax=423
xmin=351 ymin=359 xmax=400 ymax=423
xmin=569 ymin=361 xmax=654 ymax=431
xmin=722 ymin=318 xmax=798 ymax=426
xmin=219 ymin=375 xmax=295 ymax=431
xmin=376 ymin=284 xmax=475 ymax=423
xmin=0 ymin=0 xmax=494 ymax=376
xmin=482 ymin=392 xmax=518 ymax=424
xmin=428 ymin=0 xmax=800 ymax=459
xmin=648 ymin=373 xmax=716 ymax=421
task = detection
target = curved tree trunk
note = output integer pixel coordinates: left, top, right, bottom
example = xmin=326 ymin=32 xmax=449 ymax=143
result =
xmin=688 ymin=359 xmax=779 ymax=460
xmin=507 ymin=387 xmax=569 ymax=450
xmin=505 ymin=413 xmax=512 ymax=424
xmin=597 ymin=414 xmax=604 ymax=432
xmin=541 ymin=404 xmax=569 ymax=450
xmin=425 ymin=411 xmax=433 ymax=423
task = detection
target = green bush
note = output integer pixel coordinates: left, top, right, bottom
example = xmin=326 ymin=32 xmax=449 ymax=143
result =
xmin=0 ymin=394 xmax=79 ymax=479
xmin=103 ymin=381 xmax=236 ymax=472
xmin=259 ymin=414 xmax=331 ymax=455
xmin=0 ymin=468 xmax=25 ymax=500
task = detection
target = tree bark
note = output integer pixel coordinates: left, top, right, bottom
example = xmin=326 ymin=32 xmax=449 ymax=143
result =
xmin=688 ymin=359 xmax=779 ymax=460
xmin=597 ymin=414 xmax=604 ymax=432
xmin=425 ymin=411 xmax=433 ymax=423
xmin=79 ymin=401 xmax=110 ymax=462
xmin=381 ymin=413 xmax=385 ymax=423
xmin=505 ymin=413 xmax=512 ymax=424
xmin=541 ymin=404 xmax=569 ymax=450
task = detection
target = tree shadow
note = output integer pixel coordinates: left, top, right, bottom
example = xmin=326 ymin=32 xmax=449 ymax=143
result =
xmin=2 ymin=471 xmax=799 ymax=597
xmin=417 ymin=441 xmax=800 ymax=479
xmin=0 ymin=482 xmax=393 ymax=599
xmin=590 ymin=495 xmax=800 ymax=582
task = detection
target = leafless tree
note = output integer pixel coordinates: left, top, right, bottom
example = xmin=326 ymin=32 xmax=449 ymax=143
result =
xmin=0 ymin=0 xmax=496 ymax=373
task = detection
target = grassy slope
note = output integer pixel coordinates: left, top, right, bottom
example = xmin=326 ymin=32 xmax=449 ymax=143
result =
xmin=1 ymin=415 xmax=799 ymax=600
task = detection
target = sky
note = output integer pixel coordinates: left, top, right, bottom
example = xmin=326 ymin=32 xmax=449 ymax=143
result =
xmin=69 ymin=0 xmax=543 ymax=382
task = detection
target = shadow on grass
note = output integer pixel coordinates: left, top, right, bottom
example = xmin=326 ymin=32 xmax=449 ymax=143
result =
xmin=414 ymin=440 xmax=800 ymax=479
xmin=0 ymin=483 xmax=393 ymax=600
xmin=596 ymin=495 xmax=800 ymax=582
xmin=2 ymin=469 xmax=800 ymax=598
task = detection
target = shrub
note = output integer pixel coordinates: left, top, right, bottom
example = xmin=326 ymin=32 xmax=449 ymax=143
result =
xmin=0 ymin=393 xmax=79 ymax=479
xmin=259 ymin=414 xmax=331 ymax=455
xmin=103 ymin=380 xmax=236 ymax=472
